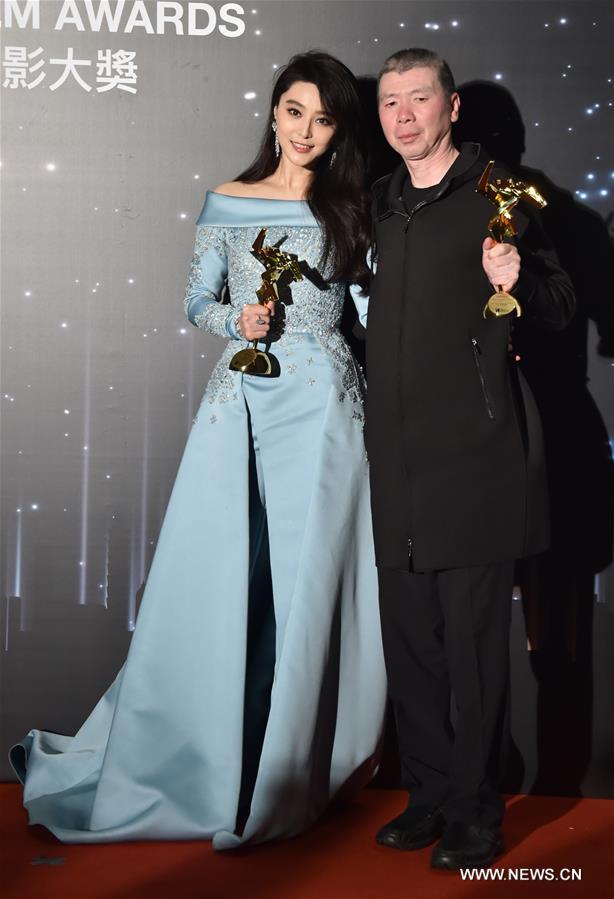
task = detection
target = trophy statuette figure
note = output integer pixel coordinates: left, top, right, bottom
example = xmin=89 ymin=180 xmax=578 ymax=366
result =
xmin=476 ymin=160 xmax=547 ymax=319
xmin=229 ymin=228 xmax=304 ymax=376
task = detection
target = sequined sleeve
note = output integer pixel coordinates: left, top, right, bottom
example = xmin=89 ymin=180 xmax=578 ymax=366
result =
xmin=184 ymin=225 xmax=234 ymax=338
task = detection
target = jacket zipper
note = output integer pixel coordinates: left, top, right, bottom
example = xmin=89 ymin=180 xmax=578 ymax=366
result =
xmin=397 ymin=196 xmax=440 ymax=569
xmin=391 ymin=202 xmax=426 ymax=232
xmin=471 ymin=337 xmax=495 ymax=420
xmin=384 ymin=183 xmax=452 ymax=570
xmin=377 ymin=178 xmax=452 ymax=226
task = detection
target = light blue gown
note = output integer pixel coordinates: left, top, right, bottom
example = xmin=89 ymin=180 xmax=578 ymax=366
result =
xmin=10 ymin=193 xmax=386 ymax=848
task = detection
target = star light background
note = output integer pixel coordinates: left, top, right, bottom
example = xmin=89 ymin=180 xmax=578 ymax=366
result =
xmin=1 ymin=0 xmax=613 ymax=786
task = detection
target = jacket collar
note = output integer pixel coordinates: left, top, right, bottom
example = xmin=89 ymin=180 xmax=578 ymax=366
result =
xmin=374 ymin=142 xmax=489 ymax=220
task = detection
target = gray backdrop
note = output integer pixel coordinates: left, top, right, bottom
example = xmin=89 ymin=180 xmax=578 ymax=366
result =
xmin=1 ymin=1 xmax=613 ymax=789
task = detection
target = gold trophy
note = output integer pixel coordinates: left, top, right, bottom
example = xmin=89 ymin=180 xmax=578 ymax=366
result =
xmin=229 ymin=228 xmax=303 ymax=376
xmin=477 ymin=160 xmax=547 ymax=318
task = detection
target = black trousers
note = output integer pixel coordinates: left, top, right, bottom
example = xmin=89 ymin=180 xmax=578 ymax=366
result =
xmin=378 ymin=562 xmax=514 ymax=829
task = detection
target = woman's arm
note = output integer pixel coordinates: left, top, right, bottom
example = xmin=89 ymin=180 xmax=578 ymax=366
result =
xmin=183 ymin=225 xmax=240 ymax=339
xmin=348 ymin=249 xmax=375 ymax=329
xmin=349 ymin=283 xmax=369 ymax=329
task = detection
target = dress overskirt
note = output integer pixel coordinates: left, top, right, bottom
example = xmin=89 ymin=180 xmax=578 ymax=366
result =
xmin=11 ymin=334 xmax=386 ymax=847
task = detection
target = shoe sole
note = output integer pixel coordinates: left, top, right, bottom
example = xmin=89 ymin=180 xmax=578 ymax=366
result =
xmin=431 ymin=841 xmax=505 ymax=870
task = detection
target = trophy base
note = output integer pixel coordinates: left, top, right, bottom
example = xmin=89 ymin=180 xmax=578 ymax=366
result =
xmin=229 ymin=347 xmax=280 ymax=377
xmin=483 ymin=291 xmax=522 ymax=319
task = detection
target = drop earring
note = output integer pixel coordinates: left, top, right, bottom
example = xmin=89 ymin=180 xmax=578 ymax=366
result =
xmin=329 ymin=150 xmax=337 ymax=169
xmin=272 ymin=121 xmax=280 ymax=158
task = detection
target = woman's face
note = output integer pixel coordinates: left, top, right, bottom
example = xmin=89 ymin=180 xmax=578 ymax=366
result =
xmin=273 ymin=81 xmax=337 ymax=168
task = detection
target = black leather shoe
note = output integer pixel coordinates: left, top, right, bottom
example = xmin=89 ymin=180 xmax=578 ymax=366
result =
xmin=376 ymin=806 xmax=445 ymax=850
xmin=431 ymin=821 xmax=504 ymax=869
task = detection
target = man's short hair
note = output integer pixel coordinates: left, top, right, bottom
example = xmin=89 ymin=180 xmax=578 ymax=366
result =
xmin=378 ymin=48 xmax=456 ymax=97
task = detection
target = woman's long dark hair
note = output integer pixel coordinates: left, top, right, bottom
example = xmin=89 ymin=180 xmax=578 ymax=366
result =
xmin=236 ymin=51 xmax=371 ymax=291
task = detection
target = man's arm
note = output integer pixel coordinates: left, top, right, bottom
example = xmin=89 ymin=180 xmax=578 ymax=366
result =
xmin=482 ymin=216 xmax=575 ymax=331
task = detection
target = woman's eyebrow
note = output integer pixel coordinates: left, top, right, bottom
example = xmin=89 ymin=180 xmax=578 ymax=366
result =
xmin=283 ymin=98 xmax=331 ymax=116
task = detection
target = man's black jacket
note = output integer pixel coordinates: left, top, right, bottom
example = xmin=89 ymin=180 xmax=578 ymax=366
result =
xmin=365 ymin=143 xmax=575 ymax=571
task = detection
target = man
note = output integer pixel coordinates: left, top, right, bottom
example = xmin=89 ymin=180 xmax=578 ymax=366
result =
xmin=366 ymin=48 xmax=575 ymax=869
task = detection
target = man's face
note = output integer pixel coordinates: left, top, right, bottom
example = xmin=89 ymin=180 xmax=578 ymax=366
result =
xmin=378 ymin=65 xmax=460 ymax=163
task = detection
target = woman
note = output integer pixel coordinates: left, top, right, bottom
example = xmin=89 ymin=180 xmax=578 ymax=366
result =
xmin=11 ymin=51 xmax=386 ymax=849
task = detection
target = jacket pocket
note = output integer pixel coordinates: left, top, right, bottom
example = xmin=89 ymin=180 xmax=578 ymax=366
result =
xmin=471 ymin=337 xmax=495 ymax=420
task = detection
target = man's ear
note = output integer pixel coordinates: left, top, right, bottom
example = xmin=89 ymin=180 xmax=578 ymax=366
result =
xmin=450 ymin=92 xmax=460 ymax=124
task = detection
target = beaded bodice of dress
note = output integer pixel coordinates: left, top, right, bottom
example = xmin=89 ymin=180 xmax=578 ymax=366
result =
xmin=185 ymin=192 xmax=366 ymax=411
xmin=224 ymin=225 xmax=345 ymax=338
xmin=188 ymin=219 xmax=347 ymax=341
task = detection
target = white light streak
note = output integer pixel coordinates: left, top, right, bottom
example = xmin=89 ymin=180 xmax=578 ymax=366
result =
xmin=13 ymin=507 xmax=23 ymax=597
xmin=79 ymin=314 xmax=92 ymax=604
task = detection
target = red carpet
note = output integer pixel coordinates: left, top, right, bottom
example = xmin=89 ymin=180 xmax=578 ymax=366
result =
xmin=2 ymin=785 xmax=613 ymax=899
